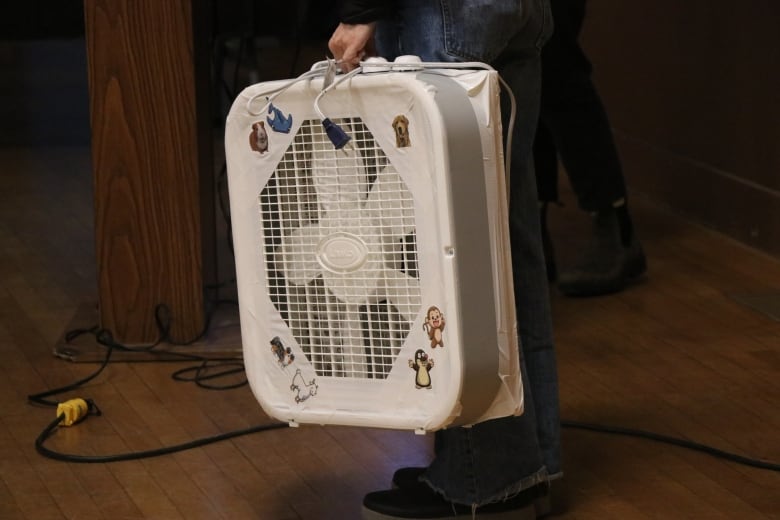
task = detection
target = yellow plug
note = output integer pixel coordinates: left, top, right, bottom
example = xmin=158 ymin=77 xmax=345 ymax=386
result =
xmin=56 ymin=398 xmax=89 ymax=426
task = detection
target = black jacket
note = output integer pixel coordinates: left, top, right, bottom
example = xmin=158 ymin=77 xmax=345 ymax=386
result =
xmin=339 ymin=0 xmax=395 ymax=23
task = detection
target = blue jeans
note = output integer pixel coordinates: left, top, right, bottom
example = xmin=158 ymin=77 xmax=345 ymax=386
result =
xmin=375 ymin=0 xmax=561 ymax=506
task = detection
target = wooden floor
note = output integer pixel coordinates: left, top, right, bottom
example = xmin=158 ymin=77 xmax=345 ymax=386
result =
xmin=1 ymin=146 xmax=778 ymax=520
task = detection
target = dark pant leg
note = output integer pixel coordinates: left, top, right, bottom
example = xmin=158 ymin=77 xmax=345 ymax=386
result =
xmin=533 ymin=121 xmax=560 ymax=203
xmin=377 ymin=0 xmax=561 ymax=502
xmin=538 ymin=0 xmax=626 ymax=212
xmin=495 ymin=3 xmax=562 ymax=477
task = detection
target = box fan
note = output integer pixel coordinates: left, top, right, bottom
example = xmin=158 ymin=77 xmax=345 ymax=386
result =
xmin=224 ymin=57 xmax=523 ymax=433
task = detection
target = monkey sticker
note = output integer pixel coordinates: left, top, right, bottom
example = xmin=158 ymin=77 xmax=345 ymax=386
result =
xmin=392 ymin=114 xmax=411 ymax=148
xmin=409 ymin=349 xmax=434 ymax=389
xmin=423 ymin=306 xmax=445 ymax=349
xmin=249 ymin=121 xmax=269 ymax=154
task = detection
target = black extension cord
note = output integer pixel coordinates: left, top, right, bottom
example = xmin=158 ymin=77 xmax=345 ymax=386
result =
xmin=35 ymin=412 xmax=287 ymax=463
xmin=560 ymin=419 xmax=780 ymax=472
xmin=29 ymin=329 xmax=780 ymax=472
xmin=27 ymin=299 xmax=270 ymax=463
xmin=26 ymin=201 xmax=780 ymax=471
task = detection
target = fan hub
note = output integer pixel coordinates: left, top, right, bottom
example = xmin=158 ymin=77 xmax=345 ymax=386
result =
xmin=316 ymin=231 xmax=368 ymax=274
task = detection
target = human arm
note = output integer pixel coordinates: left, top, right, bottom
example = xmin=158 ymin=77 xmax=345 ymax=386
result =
xmin=329 ymin=0 xmax=394 ymax=71
xmin=328 ymin=22 xmax=376 ymax=71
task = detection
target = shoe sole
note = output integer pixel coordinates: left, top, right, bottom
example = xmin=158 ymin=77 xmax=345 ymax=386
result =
xmin=534 ymin=494 xmax=552 ymax=518
xmin=376 ymin=492 xmax=552 ymax=519
xmin=361 ymin=502 xmax=537 ymax=520
xmin=558 ymin=256 xmax=647 ymax=297
xmin=389 ymin=472 xmax=552 ymax=519
xmin=535 ymin=477 xmax=567 ymax=518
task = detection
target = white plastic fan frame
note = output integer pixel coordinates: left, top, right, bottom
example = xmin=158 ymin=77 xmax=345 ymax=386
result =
xmin=225 ymin=66 xmax=522 ymax=432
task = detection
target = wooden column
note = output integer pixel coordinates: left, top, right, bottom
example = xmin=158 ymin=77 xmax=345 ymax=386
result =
xmin=84 ymin=0 xmax=215 ymax=344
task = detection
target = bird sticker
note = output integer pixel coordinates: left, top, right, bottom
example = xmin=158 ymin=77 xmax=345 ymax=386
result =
xmin=409 ymin=349 xmax=434 ymax=389
xmin=267 ymin=103 xmax=293 ymax=133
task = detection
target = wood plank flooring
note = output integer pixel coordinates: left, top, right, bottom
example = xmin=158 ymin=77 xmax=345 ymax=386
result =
xmin=1 ymin=146 xmax=778 ymax=519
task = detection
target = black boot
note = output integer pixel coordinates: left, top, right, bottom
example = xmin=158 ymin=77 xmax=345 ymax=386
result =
xmin=557 ymin=203 xmax=646 ymax=297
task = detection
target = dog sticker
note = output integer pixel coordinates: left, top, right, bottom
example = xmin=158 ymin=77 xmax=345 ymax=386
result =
xmin=393 ymin=115 xmax=411 ymax=148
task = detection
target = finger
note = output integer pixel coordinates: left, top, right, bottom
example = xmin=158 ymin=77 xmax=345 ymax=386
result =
xmin=328 ymin=36 xmax=344 ymax=61
xmin=340 ymin=47 xmax=363 ymax=71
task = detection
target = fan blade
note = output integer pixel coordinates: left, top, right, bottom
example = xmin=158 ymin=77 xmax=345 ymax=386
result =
xmin=364 ymin=167 xmax=415 ymax=238
xmin=276 ymin=225 xmax=321 ymax=285
xmin=310 ymin=135 xmax=369 ymax=218
xmin=321 ymin=264 xmax=382 ymax=305
xmin=381 ymin=269 xmax=422 ymax=322
xmin=321 ymin=300 xmax=368 ymax=377
xmin=339 ymin=305 xmax=368 ymax=377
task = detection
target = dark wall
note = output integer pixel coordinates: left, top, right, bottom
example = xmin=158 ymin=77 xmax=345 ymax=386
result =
xmin=581 ymin=0 xmax=780 ymax=258
xmin=0 ymin=2 xmax=89 ymax=146
xmin=0 ymin=1 xmax=335 ymax=147
xmin=9 ymin=1 xmax=778 ymax=261
xmin=1 ymin=1 xmax=84 ymax=39
xmin=0 ymin=40 xmax=90 ymax=146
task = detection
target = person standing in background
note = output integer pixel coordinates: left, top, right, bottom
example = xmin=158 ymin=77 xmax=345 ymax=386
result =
xmin=535 ymin=0 xmax=646 ymax=296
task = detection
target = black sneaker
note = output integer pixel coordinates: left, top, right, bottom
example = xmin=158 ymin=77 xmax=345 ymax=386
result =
xmin=391 ymin=467 xmax=560 ymax=518
xmin=558 ymin=206 xmax=646 ymax=297
xmin=362 ymin=483 xmax=545 ymax=519
xmin=391 ymin=466 xmax=426 ymax=490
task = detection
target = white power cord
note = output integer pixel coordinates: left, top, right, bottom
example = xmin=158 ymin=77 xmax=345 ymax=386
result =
xmin=243 ymin=58 xmax=517 ymax=183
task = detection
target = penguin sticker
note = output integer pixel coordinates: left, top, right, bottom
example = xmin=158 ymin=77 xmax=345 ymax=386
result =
xmin=409 ymin=349 xmax=434 ymax=389
xmin=423 ymin=306 xmax=445 ymax=349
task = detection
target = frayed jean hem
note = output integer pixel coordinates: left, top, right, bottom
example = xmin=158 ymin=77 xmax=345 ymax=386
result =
xmin=421 ymin=466 xmax=548 ymax=508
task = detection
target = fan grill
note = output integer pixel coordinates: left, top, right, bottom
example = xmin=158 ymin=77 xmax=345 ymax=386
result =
xmin=260 ymin=118 xmax=421 ymax=379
